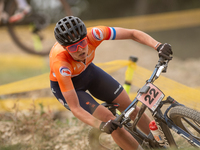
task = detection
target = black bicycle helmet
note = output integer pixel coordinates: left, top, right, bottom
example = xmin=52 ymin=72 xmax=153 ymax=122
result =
xmin=54 ymin=16 xmax=87 ymax=46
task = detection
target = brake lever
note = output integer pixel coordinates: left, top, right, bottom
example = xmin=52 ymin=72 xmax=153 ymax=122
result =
xmin=155 ymin=59 xmax=170 ymax=79
xmin=158 ymin=57 xmax=165 ymax=64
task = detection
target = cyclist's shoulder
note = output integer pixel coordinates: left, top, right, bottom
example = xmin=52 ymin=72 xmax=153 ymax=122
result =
xmin=51 ymin=42 xmax=63 ymax=51
xmin=87 ymin=26 xmax=116 ymax=45
xmin=50 ymin=43 xmax=72 ymax=65
xmin=50 ymin=42 xmax=68 ymax=58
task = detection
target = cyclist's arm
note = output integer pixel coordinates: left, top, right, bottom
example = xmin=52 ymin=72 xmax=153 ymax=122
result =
xmin=62 ymin=90 xmax=102 ymax=129
xmin=114 ymin=27 xmax=160 ymax=50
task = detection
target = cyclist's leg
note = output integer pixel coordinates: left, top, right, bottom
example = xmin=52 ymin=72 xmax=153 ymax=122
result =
xmin=85 ymin=64 xmax=146 ymax=149
xmin=51 ymin=79 xmax=140 ymax=150
xmin=87 ymin=63 xmax=151 ymax=135
xmin=50 ymin=80 xmax=71 ymax=110
xmin=112 ymin=89 xmax=151 ymax=135
xmin=76 ymin=90 xmax=140 ymax=150
xmin=76 ymin=91 xmax=140 ymax=150
xmin=51 ymin=80 xmax=100 ymax=113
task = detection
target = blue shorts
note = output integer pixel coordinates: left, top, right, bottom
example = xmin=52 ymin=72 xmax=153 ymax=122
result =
xmin=50 ymin=63 xmax=123 ymax=114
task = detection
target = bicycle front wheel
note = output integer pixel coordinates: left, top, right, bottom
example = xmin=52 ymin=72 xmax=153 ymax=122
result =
xmin=169 ymin=106 xmax=200 ymax=147
xmin=6 ymin=0 xmax=54 ymax=56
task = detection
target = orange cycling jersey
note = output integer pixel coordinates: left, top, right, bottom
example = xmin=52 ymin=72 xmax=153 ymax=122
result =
xmin=49 ymin=26 xmax=116 ymax=92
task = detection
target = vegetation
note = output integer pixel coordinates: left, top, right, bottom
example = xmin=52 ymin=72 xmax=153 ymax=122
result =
xmin=0 ymin=103 xmax=90 ymax=150
xmin=1 ymin=101 xmax=200 ymax=150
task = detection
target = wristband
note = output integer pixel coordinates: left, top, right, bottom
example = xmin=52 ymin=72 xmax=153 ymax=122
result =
xmin=156 ymin=44 xmax=163 ymax=52
xmin=154 ymin=42 xmax=160 ymax=50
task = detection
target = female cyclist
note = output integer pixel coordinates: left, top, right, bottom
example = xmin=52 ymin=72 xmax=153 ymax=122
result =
xmin=49 ymin=16 xmax=172 ymax=150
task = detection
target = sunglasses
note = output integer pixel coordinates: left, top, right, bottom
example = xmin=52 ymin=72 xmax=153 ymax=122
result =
xmin=65 ymin=37 xmax=88 ymax=53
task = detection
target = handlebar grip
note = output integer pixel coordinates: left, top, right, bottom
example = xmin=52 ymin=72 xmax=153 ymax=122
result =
xmin=158 ymin=57 xmax=165 ymax=63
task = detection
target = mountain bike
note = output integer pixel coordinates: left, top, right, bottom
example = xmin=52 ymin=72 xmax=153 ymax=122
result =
xmin=88 ymin=57 xmax=200 ymax=150
xmin=0 ymin=0 xmax=73 ymax=56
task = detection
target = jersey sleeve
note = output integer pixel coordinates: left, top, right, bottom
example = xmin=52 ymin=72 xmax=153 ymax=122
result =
xmin=53 ymin=61 xmax=74 ymax=92
xmin=87 ymin=26 xmax=116 ymax=47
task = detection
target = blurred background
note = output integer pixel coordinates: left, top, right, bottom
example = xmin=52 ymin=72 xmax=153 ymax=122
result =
xmin=31 ymin=0 xmax=200 ymax=59
xmin=0 ymin=0 xmax=200 ymax=86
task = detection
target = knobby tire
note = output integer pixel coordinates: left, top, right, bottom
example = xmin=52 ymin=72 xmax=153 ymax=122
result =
xmin=169 ymin=106 xmax=200 ymax=146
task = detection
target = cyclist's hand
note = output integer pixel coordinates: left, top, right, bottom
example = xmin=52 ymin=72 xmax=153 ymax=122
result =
xmin=99 ymin=119 xmax=122 ymax=134
xmin=157 ymin=43 xmax=173 ymax=60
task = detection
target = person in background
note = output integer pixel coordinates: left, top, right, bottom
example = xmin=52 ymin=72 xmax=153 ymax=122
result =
xmin=9 ymin=0 xmax=31 ymax=23
xmin=49 ymin=16 xmax=172 ymax=150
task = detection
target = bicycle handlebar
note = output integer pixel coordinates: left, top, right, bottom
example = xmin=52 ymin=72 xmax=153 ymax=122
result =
xmin=147 ymin=56 xmax=172 ymax=82
xmin=157 ymin=57 xmax=170 ymax=66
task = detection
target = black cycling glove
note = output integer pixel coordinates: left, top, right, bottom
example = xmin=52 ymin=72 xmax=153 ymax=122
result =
xmin=157 ymin=43 xmax=173 ymax=60
xmin=99 ymin=119 xmax=122 ymax=134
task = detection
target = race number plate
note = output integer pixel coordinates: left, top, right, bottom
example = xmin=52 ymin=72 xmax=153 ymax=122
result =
xmin=136 ymin=83 xmax=165 ymax=112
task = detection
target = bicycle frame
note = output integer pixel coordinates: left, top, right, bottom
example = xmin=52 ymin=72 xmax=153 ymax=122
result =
xmin=114 ymin=57 xmax=200 ymax=148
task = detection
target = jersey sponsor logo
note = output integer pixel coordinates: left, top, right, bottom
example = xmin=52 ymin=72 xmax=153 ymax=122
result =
xmin=86 ymin=101 xmax=96 ymax=108
xmin=59 ymin=66 xmax=71 ymax=76
xmin=77 ymin=63 xmax=81 ymax=69
xmin=51 ymin=88 xmax=56 ymax=94
xmin=53 ymin=72 xmax=56 ymax=77
xmin=92 ymin=28 xmax=103 ymax=40
xmin=114 ymin=84 xmax=122 ymax=94
xmin=58 ymin=99 xmax=64 ymax=105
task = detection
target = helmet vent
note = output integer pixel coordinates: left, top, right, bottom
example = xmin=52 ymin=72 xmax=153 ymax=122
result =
xmin=63 ymin=18 xmax=67 ymax=22
xmin=71 ymin=19 xmax=76 ymax=26
xmin=80 ymin=26 xmax=83 ymax=32
xmin=56 ymin=28 xmax=60 ymax=34
xmin=60 ymin=25 xmax=65 ymax=32
xmin=77 ymin=19 xmax=80 ymax=23
xmin=70 ymin=30 xmax=75 ymax=37
xmin=65 ymin=22 xmax=71 ymax=28
xmin=75 ymin=28 xmax=80 ymax=36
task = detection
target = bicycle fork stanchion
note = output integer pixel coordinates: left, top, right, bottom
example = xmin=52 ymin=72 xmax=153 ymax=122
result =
xmin=123 ymin=56 xmax=138 ymax=94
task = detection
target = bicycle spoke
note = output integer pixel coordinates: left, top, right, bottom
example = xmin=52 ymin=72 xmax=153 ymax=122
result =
xmin=182 ymin=117 xmax=200 ymax=139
